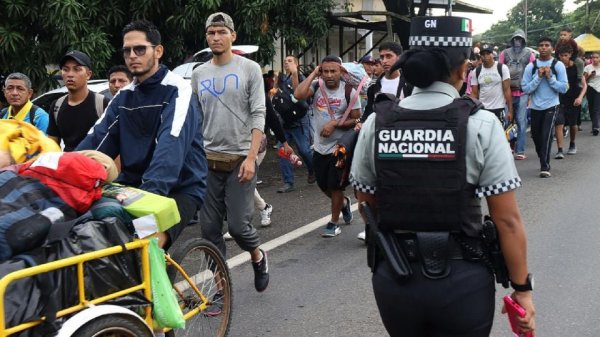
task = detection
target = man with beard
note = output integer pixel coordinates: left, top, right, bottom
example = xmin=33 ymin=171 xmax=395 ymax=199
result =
xmin=47 ymin=50 xmax=110 ymax=151
xmin=295 ymin=56 xmax=361 ymax=237
xmin=77 ymin=20 xmax=207 ymax=251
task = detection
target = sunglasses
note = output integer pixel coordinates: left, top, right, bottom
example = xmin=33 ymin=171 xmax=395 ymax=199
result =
xmin=121 ymin=45 xmax=156 ymax=57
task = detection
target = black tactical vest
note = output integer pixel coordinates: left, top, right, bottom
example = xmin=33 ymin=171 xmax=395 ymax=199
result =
xmin=374 ymin=93 xmax=483 ymax=237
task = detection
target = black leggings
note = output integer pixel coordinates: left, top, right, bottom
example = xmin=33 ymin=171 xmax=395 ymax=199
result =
xmin=372 ymin=259 xmax=495 ymax=337
xmin=165 ymin=193 xmax=201 ymax=250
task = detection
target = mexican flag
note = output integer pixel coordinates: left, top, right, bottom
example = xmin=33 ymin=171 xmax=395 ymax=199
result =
xmin=461 ymin=18 xmax=472 ymax=33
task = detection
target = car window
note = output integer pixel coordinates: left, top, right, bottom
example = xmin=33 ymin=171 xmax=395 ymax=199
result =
xmin=32 ymin=92 xmax=64 ymax=114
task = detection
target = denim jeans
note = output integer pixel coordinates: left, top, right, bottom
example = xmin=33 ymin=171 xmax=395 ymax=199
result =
xmin=513 ymin=94 xmax=529 ymax=154
xmin=279 ymin=116 xmax=314 ymax=185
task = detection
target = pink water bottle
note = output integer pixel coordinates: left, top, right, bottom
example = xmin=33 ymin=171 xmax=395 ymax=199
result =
xmin=278 ymin=147 xmax=302 ymax=167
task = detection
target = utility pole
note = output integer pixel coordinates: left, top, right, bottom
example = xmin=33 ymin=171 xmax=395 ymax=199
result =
xmin=524 ymin=0 xmax=528 ymax=41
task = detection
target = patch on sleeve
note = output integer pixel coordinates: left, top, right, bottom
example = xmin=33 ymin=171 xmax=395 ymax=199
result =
xmin=476 ymin=177 xmax=522 ymax=198
xmin=350 ymin=175 xmax=376 ymax=194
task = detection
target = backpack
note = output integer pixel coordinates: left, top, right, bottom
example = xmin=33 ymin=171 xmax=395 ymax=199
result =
xmin=314 ymin=81 xmax=353 ymax=108
xmin=475 ymin=63 xmax=503 ymax=81
xmin=503 ymin=48 xmax=533 ymax=90
xmin=0 ymin=104 xmax=39 ymax=124
xmin=52 ymin=92 xmax=105 ymax=123
xmin=531 ymin=59 xmax=558 ymax=77
xmin=272 ymin=76 xmax=310 ymax=124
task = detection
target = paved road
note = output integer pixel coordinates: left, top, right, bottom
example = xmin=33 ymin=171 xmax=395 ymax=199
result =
xmin=184 ymin=121 xmax=600 ymax=336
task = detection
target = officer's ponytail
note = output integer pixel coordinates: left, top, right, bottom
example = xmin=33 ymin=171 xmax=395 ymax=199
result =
xmin=396 ymin=47 xmax=471 ymax=88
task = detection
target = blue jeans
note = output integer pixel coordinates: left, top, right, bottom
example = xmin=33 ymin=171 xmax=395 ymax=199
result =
xmin=279 ymin=116 xmax=314 ymax=185
xmin=513 ymin=94 xmax=529 ymax=154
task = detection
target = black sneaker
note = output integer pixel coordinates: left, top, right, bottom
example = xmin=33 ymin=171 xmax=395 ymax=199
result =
xmin=252 ymin=249 xmax=269 ymax=292
xmin=203 ymin=291 xmax=223 ymax=317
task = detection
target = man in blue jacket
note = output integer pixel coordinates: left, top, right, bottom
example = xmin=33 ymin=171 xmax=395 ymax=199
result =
xmin=77 ymin=20 xmax=207 ymax=249
xmin=521 ymin=36 xmax=568 ymax=178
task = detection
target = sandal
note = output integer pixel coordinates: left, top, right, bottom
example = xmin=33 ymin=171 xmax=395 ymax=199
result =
xmin=515 ymin=154 xmax=527 ymax=160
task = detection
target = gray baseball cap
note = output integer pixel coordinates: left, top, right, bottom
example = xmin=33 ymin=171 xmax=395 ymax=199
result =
xmin=205 ymin=12 xmax=235 ymax=32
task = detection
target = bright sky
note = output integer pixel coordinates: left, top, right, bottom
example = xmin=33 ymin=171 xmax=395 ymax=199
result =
xmin=458 ymin=0 xmax=579 ymax=34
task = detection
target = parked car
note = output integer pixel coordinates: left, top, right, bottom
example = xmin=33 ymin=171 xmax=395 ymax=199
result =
xmin=172 ymin=45 xmax=259 ymax=79
xmin=32 ymin=80 xmax=109 ymax=113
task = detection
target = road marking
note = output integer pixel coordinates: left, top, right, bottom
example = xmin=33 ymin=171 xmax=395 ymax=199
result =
xmin=226 ymin=203 xmax=359 ymax=268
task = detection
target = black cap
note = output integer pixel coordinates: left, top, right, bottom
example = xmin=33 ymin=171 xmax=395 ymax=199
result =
xmin=60 ymin=50 xmax=92 ymax=69
xmin=409 ymin=16 xmax=473 ymax=49
xmin=480 ymin=43 xmax=494 ymax=53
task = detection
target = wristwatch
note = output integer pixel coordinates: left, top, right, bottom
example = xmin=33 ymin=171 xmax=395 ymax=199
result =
xmin=510 ymin=273 xmax=534 ymax=292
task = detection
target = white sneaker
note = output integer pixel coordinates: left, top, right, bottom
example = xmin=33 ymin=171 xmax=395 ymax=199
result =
xmin=223 ymin=232 xmax=233 ymax=241
xmin=357 ymin=230 xmax=366 ymax=241
xmin=260 ymin=204 xmax=273 ymax=227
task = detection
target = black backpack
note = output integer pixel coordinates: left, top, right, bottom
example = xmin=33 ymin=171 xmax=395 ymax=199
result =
xmin=475 ymin=63 xmax=503 ymax=81
xmin=531 ymin=59 xmax=558 ymax=77
xmin=272 ymin=76 xmax=309 ymax=124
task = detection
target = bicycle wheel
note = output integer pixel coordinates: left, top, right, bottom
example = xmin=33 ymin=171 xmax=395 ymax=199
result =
xmin=71 ymin=314 xmax=153 ymax=337
xmin=166 ymin=238 xmax=232 ymax=337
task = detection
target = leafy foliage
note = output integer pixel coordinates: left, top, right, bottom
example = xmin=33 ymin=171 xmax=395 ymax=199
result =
xmin=477 ymin=0 xmax=566 ymax=47
xmin=0 ymin=0 xmax=335 ymax=93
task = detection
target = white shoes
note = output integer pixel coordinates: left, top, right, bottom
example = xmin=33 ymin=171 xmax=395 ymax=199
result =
xmin=357 ymin=230 xmax=366 ymax=241
xmin=260 ymin=204 xmax=273 ymax=227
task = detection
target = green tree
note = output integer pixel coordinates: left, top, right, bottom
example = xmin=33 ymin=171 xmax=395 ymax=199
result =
xmin=565 ymin=0 xmax=600 ymax=37
xmin=0 ymin=0 xmax=335 ymax=93
xmin=479 ymin=0 xmax=567 ymax=47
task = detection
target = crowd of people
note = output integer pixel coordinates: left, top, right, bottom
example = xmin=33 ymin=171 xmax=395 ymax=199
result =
xmin=7 ymin=10 xmax=600 ymax=336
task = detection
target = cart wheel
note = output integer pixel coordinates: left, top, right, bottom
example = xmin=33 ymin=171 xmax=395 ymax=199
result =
xmin=166 ymin=238 xmax=232 ymax=337
xmin=71 ymin=314 xmax=153 ymax=337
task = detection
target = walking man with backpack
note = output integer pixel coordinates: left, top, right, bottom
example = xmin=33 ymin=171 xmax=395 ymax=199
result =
xmin=521 ymin=37 xmax=568 ymax=178
xmin=500 ymin=30 xmax=536 ymax=160
xmin=1 ymin=72 xmax=49 ymax=133
xmin=295 ymin=55 xmax=361 ymax=237
xmin=47 ymin=50 xmax=110 ymax=151
xmin=471 ymin=44 xmax=512 ymax=123
xmin=356 ymin=41 xmax=411 ymax=130
xmin=354 ymin=41 xmax=410 ymax=241
xmin=273 ymin=55 xmax=315 ymax=193
xmin=554 ymin=45 xmax=587 ymax=158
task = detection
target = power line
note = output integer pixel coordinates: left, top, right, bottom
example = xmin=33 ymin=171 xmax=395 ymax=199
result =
xmin=480 ymin=20 xmax=582 ymax=41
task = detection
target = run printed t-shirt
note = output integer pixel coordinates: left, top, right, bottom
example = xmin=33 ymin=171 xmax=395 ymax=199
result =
xmin=309 ymin=80 xmax=361 ymax=155
xmin=47 ymin=91 xmax=109 ymax=152
xmin=471 ymin=62 xmax=511 ymax=110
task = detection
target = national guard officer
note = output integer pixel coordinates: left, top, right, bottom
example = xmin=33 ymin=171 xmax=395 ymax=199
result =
xmin=350 ymin=16 xmax=536 ymax=336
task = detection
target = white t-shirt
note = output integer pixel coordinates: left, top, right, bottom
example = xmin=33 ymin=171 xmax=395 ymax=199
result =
xmin=310 ymin=80 xmax=361 ymax=155
xmin=471 ymin=62 xmax=511 ymax=110
xmin=584 ymin=64 xmax=600 ymax=92
xmin=380 ymin=76 xmax=400 ymax=96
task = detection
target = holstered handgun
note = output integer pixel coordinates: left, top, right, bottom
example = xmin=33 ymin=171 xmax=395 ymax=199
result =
xmin=361 ymin=202 xmax=413 ymax=281
xmin=481 ymin=215 xmax=509 ymax=288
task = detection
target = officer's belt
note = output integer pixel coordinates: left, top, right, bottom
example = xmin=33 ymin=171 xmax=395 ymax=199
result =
xmin=393 ymin=233 xmax=482 ymax=262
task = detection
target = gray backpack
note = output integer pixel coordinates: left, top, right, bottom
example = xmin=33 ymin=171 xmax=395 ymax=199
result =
xmin=503 ymin=48 xmax=533 ymax=91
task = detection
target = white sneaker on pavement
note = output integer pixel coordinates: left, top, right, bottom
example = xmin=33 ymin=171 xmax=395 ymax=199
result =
xmin=357 ymin=230 xmax=366 ymax=241
xmin=260 ymin=204 xmax=273 ymax=227
xmin=223 ymin=232 xmax=233 ymax=241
